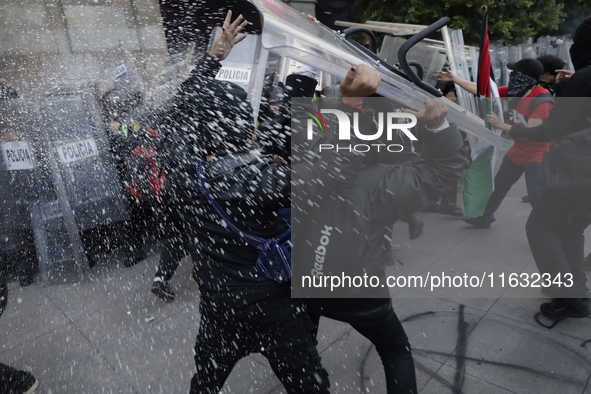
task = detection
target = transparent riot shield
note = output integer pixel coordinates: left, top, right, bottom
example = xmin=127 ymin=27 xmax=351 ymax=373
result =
xmin=379 ymin=35 xmax=447 ymax=88
xmin=441 ymin=27 xmax=479 ymax=117
xmin=250 ymin=0 xmax=512 ymax=151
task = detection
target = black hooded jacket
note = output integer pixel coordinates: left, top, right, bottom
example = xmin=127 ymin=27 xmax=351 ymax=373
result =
xmin=510 ymin=16 xmax=591 ymax=141
xmin=164 ymin=56 xmax=288 ymax=301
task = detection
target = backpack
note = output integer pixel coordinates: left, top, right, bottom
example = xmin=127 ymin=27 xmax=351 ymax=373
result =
xmin=542 ymin=127 xmax=591 ymax=192
xmin=291 ymin=161 xmax=391 ymax=298
xmin=196 ymin=156 xmax=292 ymax=282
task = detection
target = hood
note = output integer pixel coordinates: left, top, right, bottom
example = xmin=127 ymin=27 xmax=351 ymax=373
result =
xmin=570 ymin=16 xmax=591 ymax=71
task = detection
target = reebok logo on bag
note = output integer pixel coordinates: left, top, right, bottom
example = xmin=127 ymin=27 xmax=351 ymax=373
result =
xmin=311 ymin=225 xmax=333 ymax=276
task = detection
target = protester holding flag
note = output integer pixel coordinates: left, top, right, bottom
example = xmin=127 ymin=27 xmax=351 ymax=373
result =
xmin=439 ymin=6 xmax=505 ymax=221
xmin=462 ymin=58 xmax=554 ymax=228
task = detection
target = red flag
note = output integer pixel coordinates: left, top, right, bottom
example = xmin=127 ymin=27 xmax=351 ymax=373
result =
xmin=477 ymin=6 xmax=491 ymax=99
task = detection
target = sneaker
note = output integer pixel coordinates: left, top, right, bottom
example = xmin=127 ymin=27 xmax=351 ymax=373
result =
xmin=540 ymin=298 xmax=591 ymax=320
xmin=21 ymin=376 xmax=39 ymax=394
xmin=151 ymin=277 xmax=176 ymax=301
xmin=462 ymin=216 xmax=493 ymax=228
xmin=521 ymin=195 xmax=530 ymax=203
xmin=439 ymin=204 xmax=463 ymax=217
xmin=5 ymin=370 xmax=38 ymax=394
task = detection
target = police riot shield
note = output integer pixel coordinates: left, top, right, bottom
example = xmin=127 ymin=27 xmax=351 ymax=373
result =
xmin=1 ymin=93 xmax=133 ymax=286
xmin=0 ymin=97 xmax=90 ymax=286
xmin=33 ymin=93 xmax=130 ymax=232
xmin=0 ymin=100 xmax=41 ymax=280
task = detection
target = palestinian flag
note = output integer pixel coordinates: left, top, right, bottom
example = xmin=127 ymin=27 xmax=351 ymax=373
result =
xmin=462 ymin=6 xmax=504 ymax=219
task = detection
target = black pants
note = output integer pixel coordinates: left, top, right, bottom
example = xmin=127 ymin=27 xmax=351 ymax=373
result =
xmin=190 ymin=287 xmax=330 ymax=394
xmin=441 ymin=184 xmax=458 ymax=206
xmin=482 ymin=154 xmax=543 ymax=222
xmin=305 ymin=298 xmax=417 ymax=394
xmin=154 ymin=208 xmax=191 ymax=281
xmin=526 ymin=190 xmax=591 ymax=298
xmin=155 ymin=235 xmax=188 ymax=281
xmin=0 ymin=362 xmax=32 ymax=393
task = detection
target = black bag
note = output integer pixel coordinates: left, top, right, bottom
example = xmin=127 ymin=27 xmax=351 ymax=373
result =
xmin=292 ymin=164 xmax=371 ymax=278
xmin=196 ymin=156 xmax=292 ymax=282
xmin=292 ymin=163 xmax=391 ymax=296
xmin=543 ymin=127 xmax=591 ymax=192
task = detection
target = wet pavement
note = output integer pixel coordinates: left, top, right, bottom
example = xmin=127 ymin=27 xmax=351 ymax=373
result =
xmin=1 ymin=172 xmax=591 ymax=394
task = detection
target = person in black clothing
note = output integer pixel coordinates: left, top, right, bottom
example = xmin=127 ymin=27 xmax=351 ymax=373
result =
xmin=520 ymin=55 xmax=566 ymax=204
xmin=0 ymin=275 xmax=38 ymax=393
xmin=98 ymin=88 xmax=190 ymax=293
xmin=301 ymin=91 xmax=469 ymax=394
xmin=85 ymin=88 xmax=151 ymax=268
xmin=422 ymin=80 xmax=465 ymax=217
xmin=163 ymin=11 xmax=331 ymax=393
xmin=537 ymin=55 xmax=566 ymax=96
xmin=254 ymin=60 xmax=468 ymax=393
xmin=150 ymin=209 xmax=189 ymax=302
xmin=509 ymin=16 xmax=591 ymax=320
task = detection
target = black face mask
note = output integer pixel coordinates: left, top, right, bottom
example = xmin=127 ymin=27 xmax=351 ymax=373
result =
xmin=507 ymin=73 xmax=536 ymax=97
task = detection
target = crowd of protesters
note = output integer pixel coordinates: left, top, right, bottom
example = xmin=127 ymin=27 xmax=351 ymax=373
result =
xmin=435 ymin=17 xmax=591 ymax=319
xmin=1 ymin=2 xmax=590 ymax=393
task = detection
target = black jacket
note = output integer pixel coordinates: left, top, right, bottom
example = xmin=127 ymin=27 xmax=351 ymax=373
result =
xmin=293 ymin=101 xmax=468 ymax=270
xmin=361 ymin=125 xmax=468 ymax=268
xmin=165 ymin=56 xmax=284 ymax=301
xmin=169 ymin=149 xmax=290 ymax=301
xmin=161 ymin=55 xmax=253 ymax=157
xmin=510 ymin=66 xmax=591 ymax=141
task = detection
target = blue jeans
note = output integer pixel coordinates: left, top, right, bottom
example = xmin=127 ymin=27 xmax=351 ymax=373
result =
xmin=482 ymin=154 xmax=544 ymax=222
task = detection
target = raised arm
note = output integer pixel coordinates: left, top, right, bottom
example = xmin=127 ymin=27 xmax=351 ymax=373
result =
xmin=438 ymin=69 xmax=478 ymax=96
